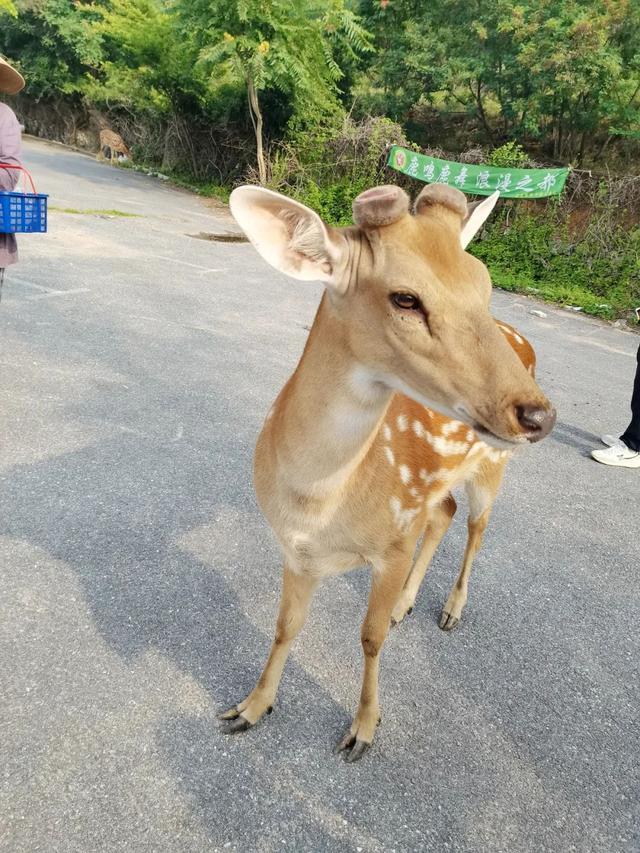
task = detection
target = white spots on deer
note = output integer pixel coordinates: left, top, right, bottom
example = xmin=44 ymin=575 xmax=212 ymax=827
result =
xmin=419 ymin=467 xmax=446 ymax=487
xmin=383 ymin=423 xmax=392 ymax=441
xmin=384 ymin=446 xmax=395 ymax=466
xmin=422 ymin=428 xmax=470 ymax=457
xmin=409 ymin=487 xmax=422 ymax=499
xmin=399 ymin=464 xmax=412 ymax=484
xmin=467 ymin=441 xmax=486 ymax=457
xmin=412 ymin=420 xmax=468 ymax=457
xmin=396 ymin=414 xmax=408 ymax=432
xmin=466 ymin=429 xmax=475 ymax=442
xmin=442 ymin=420 xmax=464 ymax=437
xmin=389 ymin=496 xmax=420 ymax=533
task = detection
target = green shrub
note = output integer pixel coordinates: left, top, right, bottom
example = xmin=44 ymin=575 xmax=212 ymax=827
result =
xmin=488 ymin=141 xmax=530 ymax=169
xmin=472 ymin=206 xmax=640 ymax=321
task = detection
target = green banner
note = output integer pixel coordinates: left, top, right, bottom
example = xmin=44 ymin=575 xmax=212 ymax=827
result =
xmin=387 ymin=145 xmax=569 ymax=199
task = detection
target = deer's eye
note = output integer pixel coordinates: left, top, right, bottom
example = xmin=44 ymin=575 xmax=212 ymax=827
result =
xmin=391 ymin=292 xmax=420 ymax=310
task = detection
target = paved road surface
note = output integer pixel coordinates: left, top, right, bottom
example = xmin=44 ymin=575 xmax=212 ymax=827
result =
xmin=1 ymin=138 xmax=638 ymax=853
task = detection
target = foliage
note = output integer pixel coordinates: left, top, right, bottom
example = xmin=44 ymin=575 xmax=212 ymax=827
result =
xmin=0 ymin=0 xmax=102 ymax=97
xmin=471 ymin=204 xmax=640 ymax=320
xmin=0 ymin=0 xmax=17 ymax=17
xmin=175 ymin=0 xmax=371 ymax=181
xmin=356 ymin=0 xmax=640 ymax=164
xmin=81 ymin=0 xmax=202 ymax=116
xmin=488 ymin=141 xmax=530 ymax=169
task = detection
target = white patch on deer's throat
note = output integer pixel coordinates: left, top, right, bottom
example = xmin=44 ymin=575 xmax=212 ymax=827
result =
xmin=399 ymin=464 xmax=411 ymax=484
xmin=396 ymin=414 xmax=408 ymax=432
xmin=389 ymin=496 xmax=420 ymax=533
xmin=384 ymin=446 xmax=395 ymax=466
xmin=349 ymin=365 xmax=390 ymax=406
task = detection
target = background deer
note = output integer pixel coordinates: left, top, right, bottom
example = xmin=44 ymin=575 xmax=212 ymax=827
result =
xmin=97 ymin=128 xmax=131 ymax=164
xmin=220 ymin=183 xmax=556 ymax=762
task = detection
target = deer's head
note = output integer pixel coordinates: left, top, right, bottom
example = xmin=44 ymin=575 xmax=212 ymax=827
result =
xmin=230 ymin=183 xmax=555 ymax=448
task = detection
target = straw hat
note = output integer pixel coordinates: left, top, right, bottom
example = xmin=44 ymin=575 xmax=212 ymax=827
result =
xmin=0 ymin=56 xmax=25 ymax=94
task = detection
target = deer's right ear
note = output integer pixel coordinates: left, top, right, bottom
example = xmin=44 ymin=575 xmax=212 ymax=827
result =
xmin=230 ymin=186 xmax=347 ymax=289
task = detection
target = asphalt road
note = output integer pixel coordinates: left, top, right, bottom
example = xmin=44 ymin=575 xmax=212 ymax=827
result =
xmin=1 ymin=138 xmax=638 ymax=853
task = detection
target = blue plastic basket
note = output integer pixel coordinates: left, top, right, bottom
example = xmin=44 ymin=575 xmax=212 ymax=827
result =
xmin=0 ymin=164 xmax=48 ymax=234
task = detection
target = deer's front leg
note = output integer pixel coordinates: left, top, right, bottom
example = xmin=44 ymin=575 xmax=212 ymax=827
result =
xmin=219 ymin=566 xmax=318 ymax=734
xmin=336 ymin=557 xmax=411 ymax=762
xmin=439 ymin=458 xmax=507 ymax=631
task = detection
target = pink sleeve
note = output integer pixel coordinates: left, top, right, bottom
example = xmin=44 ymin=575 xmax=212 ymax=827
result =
xmin=0 ymin=105 xmax=23 ymax=191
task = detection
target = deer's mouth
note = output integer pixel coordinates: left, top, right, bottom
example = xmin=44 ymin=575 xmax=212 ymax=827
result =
xmin=471 ymin=424 xmax=526 ymax=450
xmin=453 ymin=404 xmax=530 ymax=449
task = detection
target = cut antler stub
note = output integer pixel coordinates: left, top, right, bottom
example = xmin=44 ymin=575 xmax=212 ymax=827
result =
xmin=414 ymin=184 xmax=468 ymax=219
xmin=353 ymin=185 xmax=410 ymax=228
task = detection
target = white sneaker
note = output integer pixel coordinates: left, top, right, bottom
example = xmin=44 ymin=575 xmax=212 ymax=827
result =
xmin=601 ymin=434 xmax=624 ymax=447
xmin=591 ymin=443 xmax=640 ymax=468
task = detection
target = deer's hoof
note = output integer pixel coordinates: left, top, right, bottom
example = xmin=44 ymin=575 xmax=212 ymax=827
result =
xmin=390 ymin=604 xmax=413 ymax=627
xmin=335 ymin=732 xmax=371 ymax=763
xmin=219 ymin=713 xmax=252 ymax=734
xmin=438 ymin=610 xmax=460 ymax=631
xmin=218 ymin=704 xmax=272 ymax=734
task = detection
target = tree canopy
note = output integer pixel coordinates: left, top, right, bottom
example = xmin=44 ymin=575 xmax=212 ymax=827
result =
xmin=1 ymin=0 xmax=639 ymax=171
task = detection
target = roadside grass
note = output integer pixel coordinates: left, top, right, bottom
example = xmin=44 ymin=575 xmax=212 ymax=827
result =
xmin=114 ymin=159 xmax=230 ymax=203
xmin=50 ymin=206 xmax=141 ymax=217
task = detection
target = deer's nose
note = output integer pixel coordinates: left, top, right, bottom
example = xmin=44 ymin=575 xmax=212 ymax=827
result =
xmin=515 ymin=404 xmax=557 ymax=442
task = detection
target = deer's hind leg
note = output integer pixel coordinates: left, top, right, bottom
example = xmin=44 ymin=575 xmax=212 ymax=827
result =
xmin=219 ymin=566 xmax=318 ymax=733
xmin=391 ymin=494 xmax=457 ymax=626
xmin=439 ymin=456 xmax=509 ymax=631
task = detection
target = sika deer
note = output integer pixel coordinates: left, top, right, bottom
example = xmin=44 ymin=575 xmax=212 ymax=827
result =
xmin=97 ymin=128 xmax=131 ymax=164
xmin=220 ymin=183 xmax=555 ymax=761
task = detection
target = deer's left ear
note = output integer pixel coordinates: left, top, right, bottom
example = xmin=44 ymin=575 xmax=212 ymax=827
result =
xmin=230 ymin=186 xmax=348 ymax=290
xmin=459 ymin=191 xmax=500 ymax=249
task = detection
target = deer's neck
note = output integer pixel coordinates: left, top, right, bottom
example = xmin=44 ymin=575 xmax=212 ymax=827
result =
xmin=264 ymin=295 xmax=392 ymax=497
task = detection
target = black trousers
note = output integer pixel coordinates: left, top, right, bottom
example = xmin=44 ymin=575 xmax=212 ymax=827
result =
xmin=620 ymin=343 xmax=640 ymax=452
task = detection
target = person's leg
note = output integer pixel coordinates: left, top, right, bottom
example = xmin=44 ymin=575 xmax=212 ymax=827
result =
xmin=620 ymin=344 xmax=640 ymax=452
xmin=592 ymin=343 xmax=640 ymax=467
xmin=0 ymin=268 xmax=4 ymax=302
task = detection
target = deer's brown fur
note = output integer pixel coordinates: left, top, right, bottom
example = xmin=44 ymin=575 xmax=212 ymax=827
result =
xmin=219 ymin=184 xmax=555 ymax=761
xmin=97 ymin=128 xmax=130 ymax=164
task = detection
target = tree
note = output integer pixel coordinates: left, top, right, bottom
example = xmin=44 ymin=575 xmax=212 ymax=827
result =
xmin=0 ymin=0 xmax=102 ymax=98
xmin=176 ymin=0 xmax=370 ymax=183
xmin=0 ymin=0 xmax=17 ymax=17
xmin=357 ymin=0 xmax=640 ymax=162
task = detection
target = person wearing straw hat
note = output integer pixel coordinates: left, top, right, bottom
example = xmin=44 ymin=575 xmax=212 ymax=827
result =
xmin=0 ymin=55 xmax=25 ymax=291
